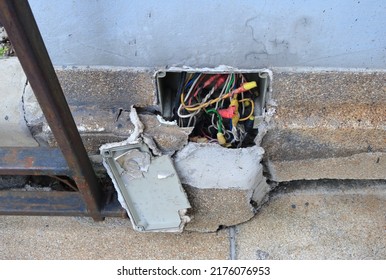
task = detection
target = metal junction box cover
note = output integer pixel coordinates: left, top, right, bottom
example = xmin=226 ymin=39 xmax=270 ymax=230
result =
xmin=101 ymin=142 xmax=190 ymax=232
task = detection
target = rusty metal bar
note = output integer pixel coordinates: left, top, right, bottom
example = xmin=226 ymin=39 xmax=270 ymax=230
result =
xmin=0 ymin=191 xmax=126 ymax=218
xmin=0 ymin=0 xmax=103 ymax=220
xmin=0 ymin=147 xmax=70 ymax=176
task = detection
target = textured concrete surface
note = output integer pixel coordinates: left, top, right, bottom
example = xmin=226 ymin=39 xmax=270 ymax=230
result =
xmin=184 ymin=186 xmax=255 ymax=232
xmin=267 ymin=152 xmax=385 ymax=182
xmin=235 ymin=180 xmax=386 ymax=260
xmin=0 ymin=180 xmax=384 ymax=260
xmin=139 ymin=114 xmax=192 ymax=155
xmin=56 ymin=67 xmax=156 ymax=108
xmin=0 ymin=216 xmax=229 ymax=260
xmin=33 ymin=109 xmax=191 ymax=155
xmin=23 ymin=66 xmax=157 ymax=145
xmin=174 ymin=143 xmax=265 ymax=190
xmin=263 ymin=69 xmax=386 ymax=181
xmin=0 ymin=58 xmax=38 ymax=147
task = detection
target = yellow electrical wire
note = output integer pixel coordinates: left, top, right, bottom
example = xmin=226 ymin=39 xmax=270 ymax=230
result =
xmin=180 ymin=81 xmax=257 ymax=112
xmin=238 ymin=99 xmax=255 ymax=121
xmin=180 ymin=91 xmax=233 ymax=112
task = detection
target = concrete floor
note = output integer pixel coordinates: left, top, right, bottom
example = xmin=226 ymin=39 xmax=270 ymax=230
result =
xmin=0 ymin=180 xmax=385 ymax=260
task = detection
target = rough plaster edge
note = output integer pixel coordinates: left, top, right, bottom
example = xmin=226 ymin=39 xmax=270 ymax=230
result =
xmin=256 ymin=70 xmax=275 ymax=146
xmin=99 ymin=107 xmax=141 ymax=150
xmin=165 ymin=65 xmax=273 ymax=75
xmin=152 ymin=65 xmax=276 ymax=153
xmin=156 ymin=115 xmax=177 ymax=125
xmin=53 ymin=64 xmax=386 ymax=74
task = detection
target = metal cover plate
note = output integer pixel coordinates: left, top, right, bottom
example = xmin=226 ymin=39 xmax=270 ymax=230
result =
xmin=101 ymin=143 xmax=190 ymax=232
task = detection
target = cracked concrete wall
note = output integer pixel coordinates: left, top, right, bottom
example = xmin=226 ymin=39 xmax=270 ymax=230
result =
xmin=3 ymin=57 xmax=385 ymax=232
xmin=29 ymin=0 xmax=386 ymax=69
xmin=23 ymin=65 xmax=385 ymax=185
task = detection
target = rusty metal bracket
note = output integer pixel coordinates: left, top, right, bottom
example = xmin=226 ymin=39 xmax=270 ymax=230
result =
xmin=0 ymin=0 xmax=124 ymax=220
xmin=0 ymin=190 xmax=126 ymax=218
xmin=0 ymin=147 xmax=71 ymax=176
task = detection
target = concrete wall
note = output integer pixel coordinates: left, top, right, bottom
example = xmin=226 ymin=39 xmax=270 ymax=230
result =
xmin=29 ymin=0 xmax=386 ymax=69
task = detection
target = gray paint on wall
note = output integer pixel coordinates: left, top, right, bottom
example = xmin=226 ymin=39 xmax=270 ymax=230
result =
xmin=29 ymin=0 xmax=386 ymax=68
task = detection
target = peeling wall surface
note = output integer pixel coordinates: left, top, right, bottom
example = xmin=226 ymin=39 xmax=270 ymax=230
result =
xmin=29 ymin=0 xmax=386 ymax=69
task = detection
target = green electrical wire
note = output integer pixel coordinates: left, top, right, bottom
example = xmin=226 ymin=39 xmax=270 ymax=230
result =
xmin=225 ymin=73 xmax=235 ymax=94
xmin=206 ymin=109 xmax=223 ymax=134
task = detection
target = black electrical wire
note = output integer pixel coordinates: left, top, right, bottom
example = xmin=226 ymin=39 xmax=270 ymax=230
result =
xmin=172 ymin=71 xmax=186 ymax=120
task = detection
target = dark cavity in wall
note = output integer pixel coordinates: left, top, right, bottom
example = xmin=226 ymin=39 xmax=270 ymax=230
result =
xmin=156 ymin=69 xmax=269 ymax=148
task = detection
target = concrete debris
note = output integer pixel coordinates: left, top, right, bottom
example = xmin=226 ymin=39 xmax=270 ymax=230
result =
xmin=98 ymin=105 xmax=272 ymax=232
xmin=21 ymin=184 xmax=52 ymax=192
xmin=142 ymin=135 xmax=162 ymax=156
xmin=156 ymin=115 xmax=177 ymax=125
xmin=99 ymin=107 xmax=156 ymax=152
xmin=139 ymin=114 xmax=193 ymax=155
xmin=174 ymin=142 xmax=270 ymax=232
xmin=126 ymin=107 xmax=144 ymax=143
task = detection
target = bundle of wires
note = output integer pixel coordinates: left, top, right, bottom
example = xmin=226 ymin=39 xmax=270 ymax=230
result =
xmin=173 ymin=72 xmax=258 ymax=148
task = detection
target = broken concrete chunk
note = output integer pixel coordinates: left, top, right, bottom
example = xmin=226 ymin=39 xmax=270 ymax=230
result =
xmin=174 ymin=142 xmax=265 ymax=190
xmin=173 ymin=142 xmax=270 ymax=232
xmin=139 ymin=114 xmax=193 ymax=155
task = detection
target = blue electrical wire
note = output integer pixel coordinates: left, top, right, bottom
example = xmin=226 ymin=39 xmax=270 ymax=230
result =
xmin=185 ymin=73 xmax=200 ymax=89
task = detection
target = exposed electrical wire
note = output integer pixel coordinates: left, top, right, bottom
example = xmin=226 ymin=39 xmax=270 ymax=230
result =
xmin=173 ymin=73 xmax=259 ymax=148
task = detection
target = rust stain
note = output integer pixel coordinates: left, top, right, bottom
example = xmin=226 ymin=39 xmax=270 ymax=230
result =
xmin=2 ymin=150 xmax=35 ymax=168
xmin=2 ymin=149 xmax=18 ymax=165
xmin=24 ymin=157 xmax=35 ymax=168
